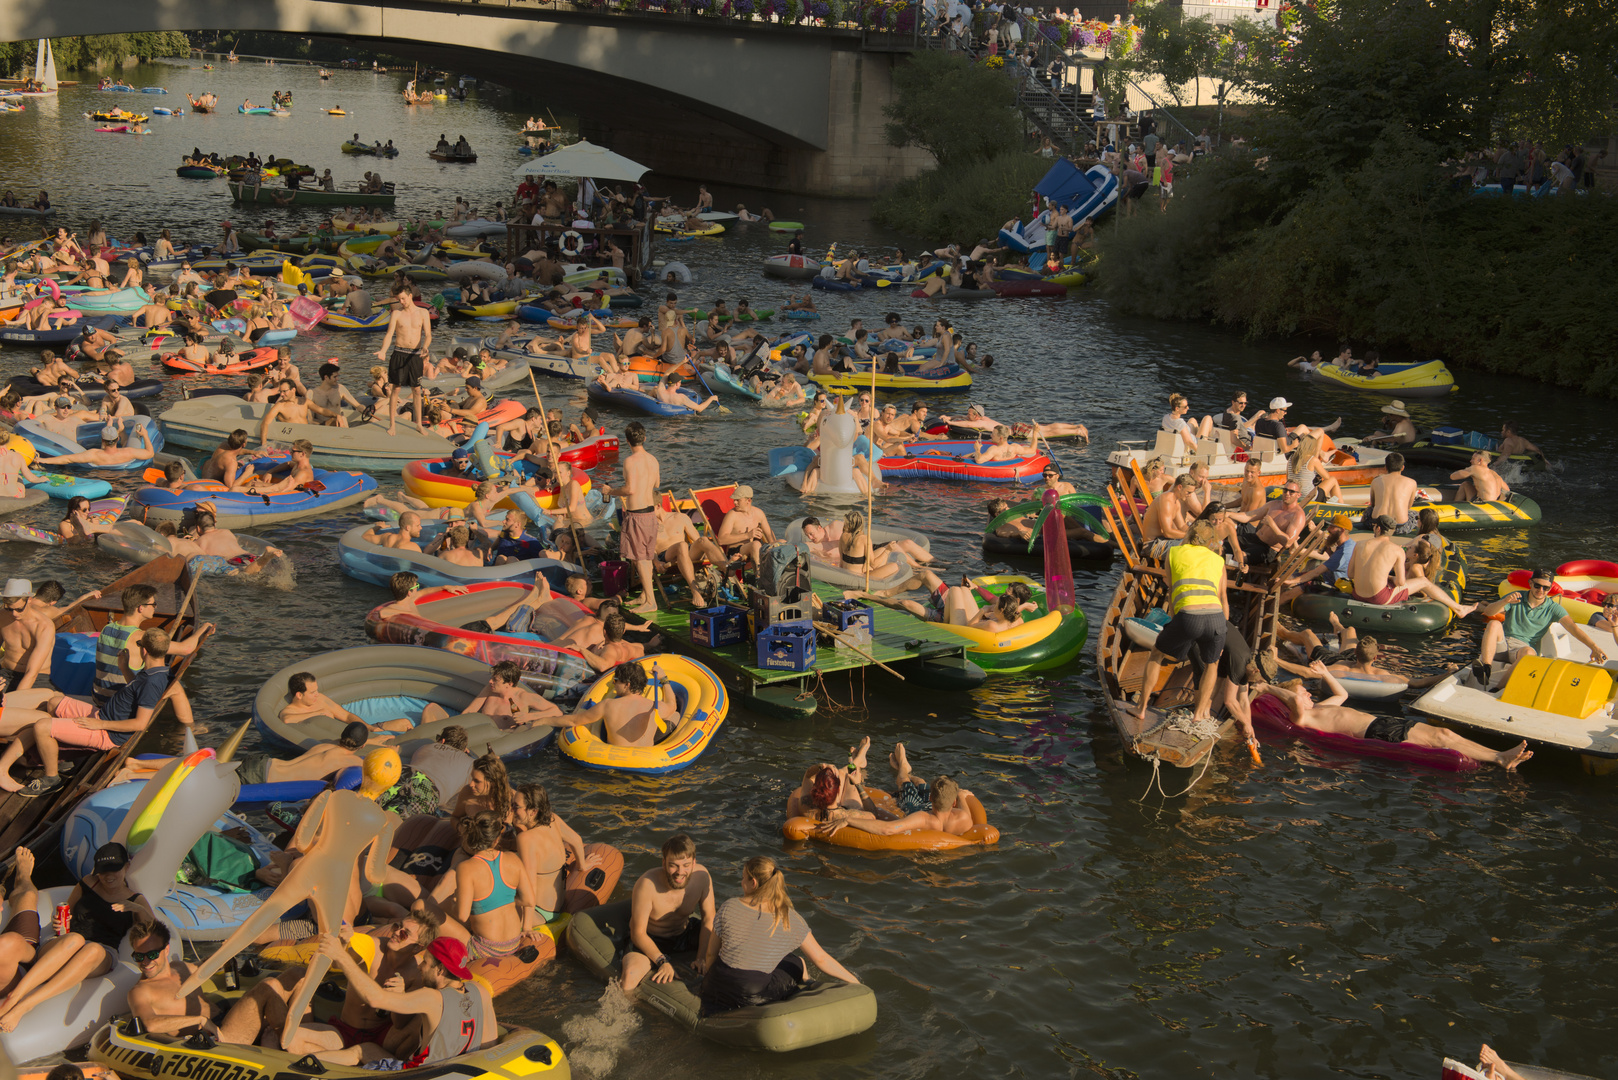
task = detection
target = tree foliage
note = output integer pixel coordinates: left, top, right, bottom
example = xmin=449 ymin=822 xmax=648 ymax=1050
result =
xmin=884 ymin=50 xmax=1021 ymax=168
xmin=872 ymin=153 xmax=1050 ymax=244
xmin=1099 ymin=0 xmax=1618 ymax=395
xmin=0 ymin=33 xmax=191 ymax=75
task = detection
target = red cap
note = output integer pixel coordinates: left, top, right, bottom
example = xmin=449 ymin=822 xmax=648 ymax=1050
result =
xmin=426 ymin=937 xmax=473 ymax=980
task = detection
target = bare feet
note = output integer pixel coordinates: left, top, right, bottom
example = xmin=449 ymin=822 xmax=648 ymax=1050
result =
xmin=0 ymin=773 xmax=21 ymax=794
xmin=1455 ymin=602 xmax=1478 ymax=618
xmin=1328 ymin=611 xmax=1345 ymax=635
xmin=889 ymin=741 xmax=912 ymax=784
xmin=1499 ymin=741 xmax=1532 ymax=771
xmin=14 ymin=846 xmax=35 ymax=883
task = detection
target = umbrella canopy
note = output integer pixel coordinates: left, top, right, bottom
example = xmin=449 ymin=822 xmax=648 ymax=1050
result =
xmin=511 ymin=140 xmax=649 ymax=183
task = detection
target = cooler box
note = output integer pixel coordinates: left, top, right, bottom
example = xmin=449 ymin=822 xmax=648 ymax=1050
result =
xmin=689 ymin=605 xmax=748 ymax=648
xmin=1429 ymin=426 xmax=1497 ymax=451
xmin=756 ymin=625 xmax=816 ymax=672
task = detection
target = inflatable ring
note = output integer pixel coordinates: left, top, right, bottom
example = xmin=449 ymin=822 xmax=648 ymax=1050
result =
xmin=782 ymin=790 xmax=999 ymax=850
xmin=560 ymin=230 xmax=585 ymax=258
xmin=558 ymin=655 xmax=728 ymax=774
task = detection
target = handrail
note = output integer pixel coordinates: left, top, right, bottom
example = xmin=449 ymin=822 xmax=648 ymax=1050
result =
xmin=1123 ymin=75 xmax=1200 ymax=152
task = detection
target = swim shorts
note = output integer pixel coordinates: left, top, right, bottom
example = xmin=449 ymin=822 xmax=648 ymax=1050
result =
xmin=895 ymin=780 xmax=929 ymax=815
xmin=331 ymin=1017 xmax=392 ymax=1049
xmin=1363 ymin=715 xmax=1421 ymax=743
xmin=2 ymin=668 xmax=24 ymax=693
xmin=620 ymin=506 xmax=658 ymax=562
xmin=1352 ymin=585 xmax=1410 ymax=606
xmin=237 ymin=753 xmax=271 ymax=787
xmin=1153 ymin=610 xmax=1227 ymax=665
xmin=650 ymin=917 xmax=703 ymax=956
xmin=1358 ymin=511 xmax=1419 ymax=536
xmin=388 ymin=347 xmax=425 ymax=389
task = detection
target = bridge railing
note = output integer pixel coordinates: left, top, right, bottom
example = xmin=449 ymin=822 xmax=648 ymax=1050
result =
xmin=346 ymin=0 xmax=930 ymax=41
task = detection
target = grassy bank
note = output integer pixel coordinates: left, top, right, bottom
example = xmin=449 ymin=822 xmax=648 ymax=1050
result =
xmin=872 ymin=154 xmax=1052 ymax=245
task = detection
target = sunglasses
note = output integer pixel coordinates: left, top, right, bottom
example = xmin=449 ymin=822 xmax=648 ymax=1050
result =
xmin=132 ymin=948 xmax=164 ymax=963
xmin=1530 ymin=582 xmax=1552 ymax=591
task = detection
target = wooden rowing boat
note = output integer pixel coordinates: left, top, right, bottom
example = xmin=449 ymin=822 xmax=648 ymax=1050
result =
xmin=1093 ymin=462 xmax=1323 ymax=783
xmin=0 ymin=555 xmax=209 ymax=876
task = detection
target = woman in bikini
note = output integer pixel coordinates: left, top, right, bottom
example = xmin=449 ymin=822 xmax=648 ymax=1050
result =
xmin=437 ymin=811 xmax=537 ymax=961
xmin=510 ymin=783 xmax=600 ymax=923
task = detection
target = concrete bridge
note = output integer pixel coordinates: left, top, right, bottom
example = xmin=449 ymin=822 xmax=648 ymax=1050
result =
xmin=1 ymin=0 xmax=934 ymax=195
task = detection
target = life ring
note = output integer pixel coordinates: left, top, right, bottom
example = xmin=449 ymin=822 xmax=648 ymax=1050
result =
xmin=560 ymin=230 xmax=585 ymax=258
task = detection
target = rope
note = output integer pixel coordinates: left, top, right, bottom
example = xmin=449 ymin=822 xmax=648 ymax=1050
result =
xmin=1136 ymin=710 xmax=1221 ymax=801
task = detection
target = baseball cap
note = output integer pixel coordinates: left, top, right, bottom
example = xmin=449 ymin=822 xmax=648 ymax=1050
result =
xmin=1530 ymin=568 xmax=1557 ymax=586
xmin=2 ymin=579 xmax=33 ymax=599
xmin=1268 ymin=397 xmax=1292 ymax=410
xmin=94 ymin=842 xmax=130 ymax=874
xmin=1372 ymin=514 xmax=1397 ymax=532
xmin=101 ymin=424 xmax=119 ymax=440
xmin=735 ymin=485 xmax=754 ymax=499
xmin=426 ymin=937 xmax=473 ymax=980
xmin=1329 ymin=514 xmax=1353 ymax=530
xmin=54 ymin=396 xmax=71 ymax=408
xmin=465 ymin=376 xmax=482 ymax=390
xmin=452 ymin=447 xmax=472 ymax=460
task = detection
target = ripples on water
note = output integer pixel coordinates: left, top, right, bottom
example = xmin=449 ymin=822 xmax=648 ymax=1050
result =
xmin=1 ymin=60 xmax=1614 ymax=1080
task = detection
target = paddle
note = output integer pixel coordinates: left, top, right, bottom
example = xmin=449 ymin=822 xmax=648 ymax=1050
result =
xmin=527 ymin=368 xmax=587 ymax=563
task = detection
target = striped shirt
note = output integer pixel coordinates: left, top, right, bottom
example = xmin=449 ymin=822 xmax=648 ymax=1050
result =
xmin=715 ymin=898 xmax=807 ymax=974
xmin=92 ymin=621 xmax=142 ymax=707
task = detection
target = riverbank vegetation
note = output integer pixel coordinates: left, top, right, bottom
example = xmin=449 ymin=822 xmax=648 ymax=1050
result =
xmin=873 ymin=51 xmax=1046 ymax=242
xmin=1 ymin=34 xmax=191 ymax=74
xmin=1101 ymin=0 xmax=1618 ymax=394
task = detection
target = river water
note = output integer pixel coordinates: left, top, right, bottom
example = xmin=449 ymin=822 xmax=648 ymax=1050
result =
xmin=2 ymin=58 xmax=1615 ymax=1080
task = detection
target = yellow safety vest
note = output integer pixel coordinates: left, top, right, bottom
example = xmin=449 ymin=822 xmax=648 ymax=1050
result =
xmin=1168 ymin=544 xmax=1224 ymax=614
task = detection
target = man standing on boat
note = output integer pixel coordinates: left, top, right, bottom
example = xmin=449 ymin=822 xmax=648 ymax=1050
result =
xmin=609 ymin=421 xmax=661 ymax=615
xmin=378 ymin=281 xmax=432 ymax=436
xmin=1135 ymin=520 xmax=1228 ymax=727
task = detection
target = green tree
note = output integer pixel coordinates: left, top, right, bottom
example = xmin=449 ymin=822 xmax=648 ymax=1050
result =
xmin=1134 ymin=5 xmax=1217 ymax=106
xmin=884 ymin=50 xmax=1021 ymax=168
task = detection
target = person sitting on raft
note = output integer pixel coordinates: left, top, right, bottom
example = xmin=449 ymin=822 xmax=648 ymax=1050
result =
xmin=280 ymin=670 xmax=422 ymax=736
xmin=785 ymin=737 xmax=872 ymax=819
xmin=1260 ymin=661 xmax=1533 ymax=770
xmin=967 ymin=425 xmax=1039 ymax=465
xmin=564 ymin=661 xmax=679 ymax=748
xmin=0 ymin=847 xmax=40 ymax=997
xmin=0 ymin=842 xmax=153 ymax=1033
xmin=813 ymin=743 xmax=977 ymax=839
xmin=466 ymin=660 xmax=565 ymax=728
xmin=39 ymin=420 xmax=155 ymax=469
xmin=419 ymin=810 xmax=541 ymax=962
xmin=511 ymin=781 xmax=607 ymax=922
xmin=622 ymin=833 xmax=715 ymax=992
xmin=1359 ymin=401 xmax=1417 ymax=447
xmin=695 ymin=855 xmax=861 ymax=1015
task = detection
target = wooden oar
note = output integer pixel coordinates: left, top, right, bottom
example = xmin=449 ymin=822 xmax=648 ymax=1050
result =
xmin=527 ymin=368 xmax=588 ymax=563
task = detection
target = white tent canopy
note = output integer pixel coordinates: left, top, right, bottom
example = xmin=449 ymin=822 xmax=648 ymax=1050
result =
xmin=511 ymin=140 xmax=649 ymax=183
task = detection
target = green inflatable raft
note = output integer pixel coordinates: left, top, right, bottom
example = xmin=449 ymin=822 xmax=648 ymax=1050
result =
xmin=565 ymin=900 xmax=877 ymax=1051
xmin=1290 ymin=538 xmax=1468 ymax=634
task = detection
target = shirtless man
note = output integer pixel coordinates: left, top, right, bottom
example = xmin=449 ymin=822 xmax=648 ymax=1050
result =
xmin=1231 ymin=479 xmax=1310 ymax=564
xmin=654 ymin=506 xmax=726 ymax=607
xmin=118 ymin=722 xmax=372 ymax=788
xmin=620 ymin=833 xmax=714 ymax=992
xmin=310 ymin=363 xmax=363 ymax=427
xmin=201 ymin=429 xmax=251 ymax=489
xmin=246 ymin=440 xmax=316 ymax=496
xmin=258 ymin=381 xmax=319 ymax=446
xmin=40 ymin=420 xmax=154 ymax=468
xmin=893 ymin=401 xmax=946 ymax=442
xmin=281 ymin=670 xmax=422 ymax=735
xmin=0 ymin=579 xmax=55 ymax=693
xmin=428 ymin=523 xmax=484 ymax=568
xmin=1235 ymin=458 xmax=1267 ymax=515
xmin=1450 ymin=450 xmax=1510 ymax=503
xmin=30 ymin=397 xmax=100 ymax=442
xmin=608 ymin=422 xmax=660 ymax=614
xmin=1363 ymin=451 xmax=1420 ymax=533
xmin=363 ymin=511 xmax=423 ymax=552
xmin=96 ymin=383 xmax=135 ymax=420
xmin=377 ymin=281 xmax=433 ymax=436
xmin=192 ymin=507 xmax=282 ymax=562
xmin=715 ymin=485 xmax=775 ymax=568
xmin=1497 ymin=421 xmax=1547 ymax=464
xmin=1140 ymin=473 xmax=1196 ymax=550
xmin=466 ymin=661 xmax=564 ymax=728
xmin=1360 ymin=401 xmax=1417 ymax=447
xmin=125 ymin=921 xmax=215 ymax=1037
xmin=655 ymin=373 xmax=716 ymax=413
xmin=1179 ymin=462 xmax=1214 ymax=517
xmin=566 ymin=661 xmax=675 ymax=747
xmin=1347 ymin=515 xmax=1476 ymax=617
xmin=1264 ymin=661 xmax=1531 ymax=769
xmin=0 ymin=442 xmax=46 ymax=505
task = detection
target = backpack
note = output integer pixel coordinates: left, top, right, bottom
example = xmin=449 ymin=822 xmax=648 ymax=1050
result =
xmin=757 ymin=541 xmax=810 ymax=599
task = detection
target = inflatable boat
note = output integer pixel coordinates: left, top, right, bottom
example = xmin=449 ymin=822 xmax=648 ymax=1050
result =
xmin=1249 ymin=692 xmax=1479 ymax=771
xmin=17 ymin=414 xmax=165 ymax=470
xmin=586 ymin=380 xmax=707 ymax=417
xmin=1292 ymin=538 xmax=1467 ymax=633
xmin=559 ymin=655 xmax=727 ymax=775
xmin=878 ymin=439 xmax=1050 ymax=483
xmin=337 ymin=518 xmax=582 ymax=591
xmin=365 ymin=581 xmax=595 ymax=704
xmin=782 ymin=517 xmax=925 ymax=589
xmin=1306 ymin=359 xmax=1457 ymax=398
xmin=567 ymin=899 xmax=877 ymax=1051
xmin=782 ymin=789 xmax=999 ymax=851
xmin=159 ymin=346 xmax=277 ymax=375
xmin=132 ymin=463 xmax=377 ymax=528
xmin=923 ymin=574 xmax=1089 ymax=673
xmin=981 ymin=492 xmax=1113 ymax=560
xmin=251 ymin=644 xmax=561 ymax=757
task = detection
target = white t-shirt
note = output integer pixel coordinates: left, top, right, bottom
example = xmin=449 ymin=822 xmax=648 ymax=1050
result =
xmin=1162 ymin=412 xmax=1190 ymax=434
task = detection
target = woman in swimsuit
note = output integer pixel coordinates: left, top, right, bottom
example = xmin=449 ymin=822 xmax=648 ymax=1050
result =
xmin=838 ymin=509 xmax=933 ymax=573
xmin=451 ymin=752 xmax=514 ymax=825
xmin=510 ymin=782 xmax=599 ymax=922
xmin=0 ymin=841 xmax=153 ymax=1033
xmin=441 ymin=811 xmax=536 ymax=961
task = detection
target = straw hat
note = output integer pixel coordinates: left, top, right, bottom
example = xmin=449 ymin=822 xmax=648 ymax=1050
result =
xmin=1381 ymin=401 xmax=1410 ymax=418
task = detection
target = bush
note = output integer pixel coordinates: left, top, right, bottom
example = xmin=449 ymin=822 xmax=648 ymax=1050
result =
xmin=873 ymin=154 xmax=1051 ymax=245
